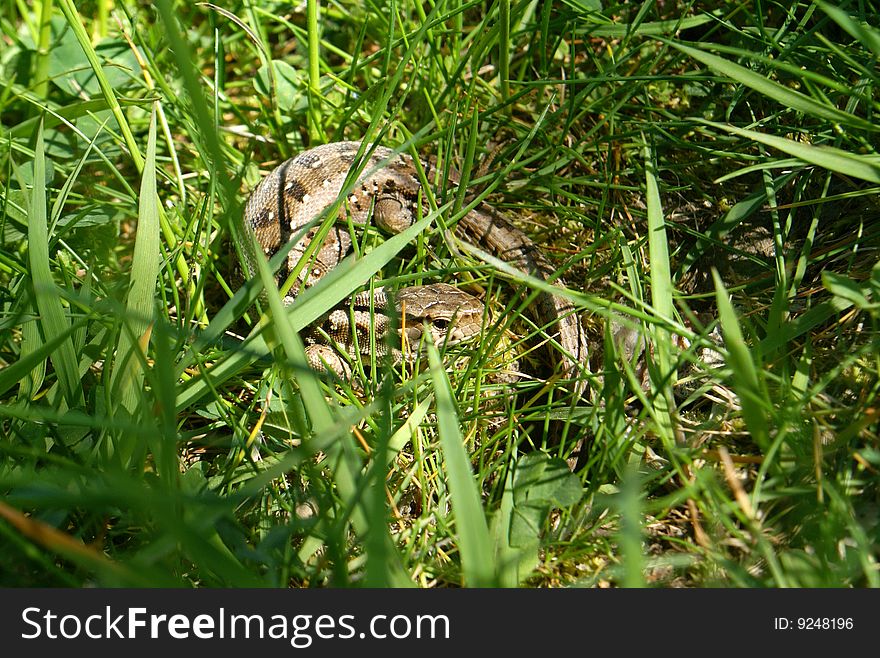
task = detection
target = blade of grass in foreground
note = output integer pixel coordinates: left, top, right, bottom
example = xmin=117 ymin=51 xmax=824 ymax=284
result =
xmin=644 ymin=140 xmax=676 ymax=445
xmin=577 ymin=11 xmax=719 ymax=36
xmin=18 ymin=122 xmax=84 ymax=409
xmin=712 ymin=270 xmax=770 ymax=451
xmin=250 ymin=230 xmax=411 ymax=587
xmin=428 ymin=343 xmax=496 ymax=587
xmin=617 ymin=465 xmax=647 ymax=588
xmin=16 ymin=300 xmax=45 ymax=401
xmin=110 ymin=110 xmax=160 ymax=419
xmin=491 ymin=464 xmax=520 ymax=588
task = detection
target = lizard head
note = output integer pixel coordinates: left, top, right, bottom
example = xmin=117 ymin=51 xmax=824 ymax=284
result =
xmin=396 ymin=283 xmax=484 ymax=348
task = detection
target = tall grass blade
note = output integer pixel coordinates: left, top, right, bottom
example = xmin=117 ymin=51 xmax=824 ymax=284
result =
xmin=110 ymin=110 xmax=160 ymax=425
xmin=664 ymin=40 xmax=877 ymax=133
xmin=617 ymin=465 xmax=646 ymax=588
xmin=491 ymin=464 xmax=520 ymax=587
xmin=701 ymin=120 xmax=880 ymax=184
xmin=499 ymin=0 xmax=510 ymax=108
xmin=31 ymin=0 xmax=54 ymax=102
xmin=428 ymin=343 xmax=496 ymax=587
xmin=56 ymin=0 xmax=144 ymax=169
xmin=19 ymin=123 xmax=83 ymax=409
xmin=644 ymin=141 xmax=676 ymax=443
xmin=17 ymin=299 xmax=45 ymax=401
xmin=306 ymin=0 xmax=322 ymax=140
xmin=712 ymin=270 xmax=771 ymax=450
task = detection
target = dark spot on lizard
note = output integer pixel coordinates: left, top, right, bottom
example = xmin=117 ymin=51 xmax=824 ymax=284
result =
xmin=285 ymin=178 xmax=308 ymax=203
xmin=293 ymin=151 xmax=322 ymax=168
xmin=248 ymin=205 xmax=274 ymax=230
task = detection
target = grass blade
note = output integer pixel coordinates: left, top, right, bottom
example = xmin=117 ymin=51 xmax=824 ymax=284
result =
xmin=56 ymin=0 xmax=144 ymax=169
xmin=18 ymin=123 xmax=83 ymax=409
xmin=701 ymin=120 xmax=880 ymax=184
xmin=816 ymin=0 xmax=880 ymax=59
xmin=428 ymin=343 xmax=496 ymax=587
xmin=644 ymin=140 xmax=676 ymax=443
xmin=16 ymin=298 xmax=45 ymax=401
xmin=576 ymin=11 xmax=719 ymax=36
xmin=712 ymin=270 xmax=770 ymax=450
xmin=664 ymin=40 xmax=877 ymax=133
xmin=110 ymin=110 xmax=160 ymax=429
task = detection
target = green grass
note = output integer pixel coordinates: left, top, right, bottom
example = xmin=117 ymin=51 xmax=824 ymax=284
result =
xmin=1 ymin=0 xmax=878 ymax=587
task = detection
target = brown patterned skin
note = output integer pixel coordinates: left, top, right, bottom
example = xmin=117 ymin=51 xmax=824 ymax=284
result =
xmin=240 ymin=141 xmax=588 ymax=391
xmin=305 ymin=283 xmax=485 ymax=376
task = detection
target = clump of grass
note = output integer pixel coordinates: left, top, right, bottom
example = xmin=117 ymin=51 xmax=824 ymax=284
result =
xmin=0 ymin=0 xmax=877 ymax=587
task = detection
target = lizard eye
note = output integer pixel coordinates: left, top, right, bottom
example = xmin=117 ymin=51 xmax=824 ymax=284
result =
xmin=432 ymin=318 xmax=449 ymax=330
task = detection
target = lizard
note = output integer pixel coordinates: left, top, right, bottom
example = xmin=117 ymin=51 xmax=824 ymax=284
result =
xmin=239 ymin=141 xmax=589 ymax=392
